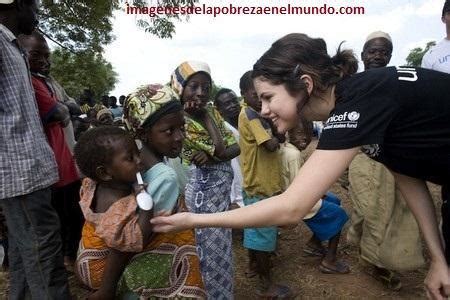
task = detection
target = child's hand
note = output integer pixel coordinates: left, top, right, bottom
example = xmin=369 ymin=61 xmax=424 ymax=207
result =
xmin=192 ymin=151 xmax=211 ymax=166
xmin=132 ymin=182 xmax=148 ymax=195
xmin=184 ymin=100 xmax=205 ymax=116
xmin=151 ymin=212 xmax=193 ymax=233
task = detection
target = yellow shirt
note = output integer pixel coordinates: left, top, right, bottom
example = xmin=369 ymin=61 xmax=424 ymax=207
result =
xmin=238 ymin=106 xmax=281 ymax=197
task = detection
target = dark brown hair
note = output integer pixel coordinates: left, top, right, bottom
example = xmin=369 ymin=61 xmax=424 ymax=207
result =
xmin=252 ymin=33 xmax=358 ymax=98
xmin=74 ymin=126 xmax=132 ymax=181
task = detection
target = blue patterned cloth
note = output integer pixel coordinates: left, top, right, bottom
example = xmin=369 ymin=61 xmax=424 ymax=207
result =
xmin=185 ymin=162 xmax=234 ymax=299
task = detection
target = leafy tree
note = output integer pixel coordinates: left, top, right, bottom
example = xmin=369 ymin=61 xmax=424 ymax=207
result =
xmin=50 ymin=48 xmax=118 ymax=100
xmin=40 ymin=0 xmax=116 ymax=53
xmin=132 ymin=0 xmax=196 ymax=38
xmin=405 ymin=41 xmax=436 ymax=67
xmin=40 ymin=0 xmax=196 ymax=53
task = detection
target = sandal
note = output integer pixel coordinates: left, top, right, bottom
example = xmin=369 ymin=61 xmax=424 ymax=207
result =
xmin=303 ymin=245 xmax=327 ymax=257
xmin=256 ymin=283 xmax=293 ymax=299
xmin=319 ymin=260 xmax=350 ymax=274
xmin=368 ymin=267 xmax=402 ymax=291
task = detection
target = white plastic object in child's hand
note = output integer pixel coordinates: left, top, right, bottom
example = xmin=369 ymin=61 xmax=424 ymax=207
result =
xmin=136 ymin=172 xmax=153 ymax=211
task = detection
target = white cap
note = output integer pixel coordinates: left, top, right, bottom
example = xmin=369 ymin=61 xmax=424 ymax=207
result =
xmin=0 ymin=0 xmax=14 ymax=4
xmin=365 ymin=31 xmax=392 ymax=43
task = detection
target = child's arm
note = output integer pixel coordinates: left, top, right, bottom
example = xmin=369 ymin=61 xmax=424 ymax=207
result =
xmin=137 ymin=208 xmax=154 ymax=246
xmin=134 ymin=184 xmax=154 ymax=246
xmin=261 ymin=137 xmax=280 ymax=152
xmin=88 ymin=249 xmax=133 ymax=300
xmin=203 ymin=113 xmax=240 ymax=161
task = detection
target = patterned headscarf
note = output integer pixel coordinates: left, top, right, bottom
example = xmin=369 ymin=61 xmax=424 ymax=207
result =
xmin=96 ymin=108 xmax=113 ymax=120
xmin=170 ymin=61 xmax=212 ymax=98
xmin=123 ymin=84 xmax=182 ymax=134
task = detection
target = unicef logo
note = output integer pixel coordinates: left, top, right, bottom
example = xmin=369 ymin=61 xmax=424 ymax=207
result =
xmin=348 ymin=111 xmax=360 ymax=121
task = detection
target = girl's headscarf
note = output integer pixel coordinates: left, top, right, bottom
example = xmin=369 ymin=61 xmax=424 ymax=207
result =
xmin=123 ymin=84 xmax=182 ymax=135
xmin=170 ymin=61 xmax=212 ymax=98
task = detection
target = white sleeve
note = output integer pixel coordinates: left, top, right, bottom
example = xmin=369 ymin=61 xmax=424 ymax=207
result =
xmin=421 ymin=50 xmax=432 ymax=69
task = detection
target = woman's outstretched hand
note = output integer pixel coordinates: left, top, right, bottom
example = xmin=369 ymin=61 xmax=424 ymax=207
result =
xmin=151 ymin=212 xmax=193 ymax=233
xmin=424 ymin=260 xmax=450 ymax=299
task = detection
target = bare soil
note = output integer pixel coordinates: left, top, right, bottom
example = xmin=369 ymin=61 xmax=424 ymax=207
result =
xmin=0 ymin=140 xmax=441 ymax=299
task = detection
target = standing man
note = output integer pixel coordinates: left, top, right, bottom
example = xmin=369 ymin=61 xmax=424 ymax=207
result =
xmin=0 ymin=0 xmax=70 ymax=298
xmin=422 ymin=0 xmax=450 ymax=73
xmin=348 ymin=31 xmax=424 ymax=290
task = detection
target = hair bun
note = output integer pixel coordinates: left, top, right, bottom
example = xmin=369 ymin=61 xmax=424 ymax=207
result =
xmin=331 ymin=43 xmax=358 ymax=78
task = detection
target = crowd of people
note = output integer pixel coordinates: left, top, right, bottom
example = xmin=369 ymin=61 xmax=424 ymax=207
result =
xmin=1 ymin=0 xmax=450 ymax=299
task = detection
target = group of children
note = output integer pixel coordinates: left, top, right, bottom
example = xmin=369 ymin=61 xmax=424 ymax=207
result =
xmin=65 ymin=57 xmax=353 ymax=299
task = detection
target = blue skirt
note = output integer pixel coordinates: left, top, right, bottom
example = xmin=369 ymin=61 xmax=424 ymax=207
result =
xmin=242 ymin=192 xmax=278 ymax=252
xmin=303 ymin=192 xmax=348 ymax=241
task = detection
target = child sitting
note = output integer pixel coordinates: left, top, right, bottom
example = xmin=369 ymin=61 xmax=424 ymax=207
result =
xmin=74 ymin=126 xmax=205 ymax=299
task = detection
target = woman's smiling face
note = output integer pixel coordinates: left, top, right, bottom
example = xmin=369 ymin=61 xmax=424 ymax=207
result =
xmin=254 ymin=76 xmax=302 ymax=134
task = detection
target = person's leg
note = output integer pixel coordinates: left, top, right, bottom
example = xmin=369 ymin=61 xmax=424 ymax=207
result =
xmin=304 ymin=234 xmax=326 ymax=257
xmin=319 ymin=232 xmax=348 ymax=274
xmin=246 ymin=249 xmax=258 ymax=278
xmin=2 ymin=218 xmax=28 ymax=300
xmin=62 ymin=180 xmax=83 ymax=262
xmin=254 ymin=250 xmax=292 ymax=298
xmin=1 ymin=188 xmax=70 ymax=299
xmin=254 ymin=250 xmax=272 ymax=291
xmin=51 ymin=187 xmax=68 ymax=260
xmin=442 ymin=184 xmax=450 ymax=263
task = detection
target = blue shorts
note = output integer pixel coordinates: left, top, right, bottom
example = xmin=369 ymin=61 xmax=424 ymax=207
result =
xmin=303 ymin=192 xmax=348 ymax=242
xmin=242 ymin=192 xmax=278 ymax=252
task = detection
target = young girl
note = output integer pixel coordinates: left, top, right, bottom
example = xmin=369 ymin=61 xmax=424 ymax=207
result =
xmin=171 ymin=61 xmax=240 ymax=299
xmin=153 ymin=33 xmax=450 ymax=299
xmin=74 ymin=125 xmax=205 ymax=299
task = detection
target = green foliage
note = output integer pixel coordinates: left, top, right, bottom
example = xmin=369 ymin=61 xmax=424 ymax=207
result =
xmin=405 ymin=41 xmax=436 ymax=67
xmin=131 ymin=0 xmax=197 ymax=38
xmin=39 ymin=0 xmax=197 ymax=52
xmin=40 ymin=0 xmax=116 ymax=53
xmin=50 ymin=48 xmax=118 ymax=100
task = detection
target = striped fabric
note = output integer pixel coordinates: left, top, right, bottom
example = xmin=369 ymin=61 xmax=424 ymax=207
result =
xmin=170 ymin=61 xmax=211 ymax=97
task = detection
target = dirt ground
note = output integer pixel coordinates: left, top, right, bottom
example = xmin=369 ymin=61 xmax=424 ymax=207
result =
xmin=0 ymin=140 xmax=441 ymax=299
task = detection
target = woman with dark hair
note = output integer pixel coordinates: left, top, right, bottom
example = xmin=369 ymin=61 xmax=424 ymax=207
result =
xmin=153 ymin=33 xmax=450 ymax=299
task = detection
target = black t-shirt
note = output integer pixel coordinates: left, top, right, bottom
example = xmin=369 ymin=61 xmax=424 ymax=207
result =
xmin=317 ymin=66 xmax=450 ymax=185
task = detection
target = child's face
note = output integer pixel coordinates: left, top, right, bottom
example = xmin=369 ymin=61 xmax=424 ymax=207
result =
xmin=106 ymin=137 xmax=142 ymax=184
xmin=182 ymin=72 xmax=211 ymax=115
xmin=242 ymin=87 xmax=261 ymax=112
xmin=143 ymin=110 xmax=185 ymax=158
xmin=216 ymin=92 xmax=240 ymax=120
